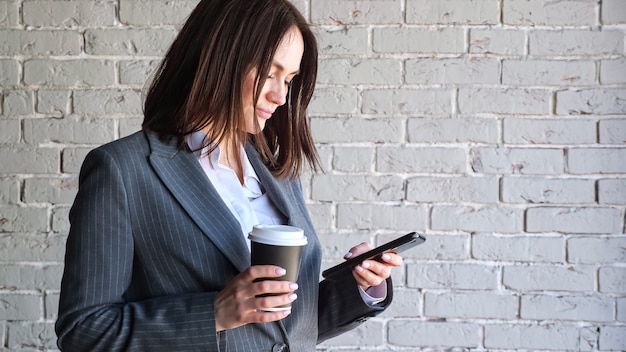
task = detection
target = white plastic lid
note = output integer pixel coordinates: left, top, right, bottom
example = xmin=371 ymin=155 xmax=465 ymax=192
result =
xmin=248 ymin=225 xmax=307 ymax=246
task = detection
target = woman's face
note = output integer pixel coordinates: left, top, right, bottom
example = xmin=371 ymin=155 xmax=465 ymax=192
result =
xmin=241 ymin=27 xmax=304 ymax=134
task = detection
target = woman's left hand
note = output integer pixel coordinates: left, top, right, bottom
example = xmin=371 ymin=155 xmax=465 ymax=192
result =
xmin=345 ymin=242 xmax=404 ymax=291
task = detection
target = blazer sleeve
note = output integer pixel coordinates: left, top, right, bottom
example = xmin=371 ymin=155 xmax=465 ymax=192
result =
xmin=55 ymin=148 xmax=221 ymax=352
xmin=316 ymin=261 xmax=393 ymax=342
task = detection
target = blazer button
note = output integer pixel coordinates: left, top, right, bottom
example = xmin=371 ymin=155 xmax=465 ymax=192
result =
xmin=272 ymin=342 xmax=289 ymax=352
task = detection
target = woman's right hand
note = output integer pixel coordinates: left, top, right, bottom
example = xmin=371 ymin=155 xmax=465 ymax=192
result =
xmin=214 ymin=265 xmax=298 ymax=331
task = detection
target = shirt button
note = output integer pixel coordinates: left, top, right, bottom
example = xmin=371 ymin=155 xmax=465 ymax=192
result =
xmin=272 ymin=342 xmax=289 ymax=352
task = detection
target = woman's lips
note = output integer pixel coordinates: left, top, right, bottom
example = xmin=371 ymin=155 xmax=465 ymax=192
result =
xmin=256 ymin=108 xmax=274 ymax=119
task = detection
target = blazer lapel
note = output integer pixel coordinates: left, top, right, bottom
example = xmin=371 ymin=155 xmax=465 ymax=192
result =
xmin=145 ymin=132 xmax=250 ymax=272
xmin=245 ymin=143 xmax=294 ymax=223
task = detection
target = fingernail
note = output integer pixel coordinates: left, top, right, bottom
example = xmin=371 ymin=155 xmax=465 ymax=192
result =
xmin=276 ymin=268 xmax=286 ymax=275
xmin=283 ymin=309 xmax=291 ymax=316
xmin=355 ymin=265 xmax=364 ymax=272
xmin=382 ymin=253 xmax=391 ymax=261
xmin=288 ymin=293 xmax=297 ymax=301
xmin=344 ymin=252 xmax=353 ymax=259
xmin=361 ymin=261 xmax=370 ymax=269
xmin=289 ymin=283 xmax=299 ymax=290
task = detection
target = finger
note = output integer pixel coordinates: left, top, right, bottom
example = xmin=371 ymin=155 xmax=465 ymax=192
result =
xmin=353 ymin=263 xmax=386 ymax=288
xmin=253 ymin=280 xmax=299 ymax=296
xmin=344 ymin=242 xmax=374 ymax=259
xmin=255 ymin=292 xmax=298 ymax=311
xmin=248 ymin=307 xmax=292 ymax=323
xmin=380 ymin=252 xmax=403 ymax=266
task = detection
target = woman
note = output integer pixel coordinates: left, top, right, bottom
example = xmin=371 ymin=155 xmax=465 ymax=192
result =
xmin=55 ymin=0 xmax=402 ymax=351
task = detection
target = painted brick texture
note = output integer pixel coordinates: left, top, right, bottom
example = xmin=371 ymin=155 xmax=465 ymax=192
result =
xmin=0 ymin=0 xmax=625 ymax=351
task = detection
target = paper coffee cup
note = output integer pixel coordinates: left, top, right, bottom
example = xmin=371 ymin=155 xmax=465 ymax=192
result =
xmin=248 ymin=225 xmax=307 ymax=311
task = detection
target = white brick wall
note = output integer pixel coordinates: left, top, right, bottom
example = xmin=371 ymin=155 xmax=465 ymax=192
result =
xmin=0 ymin=0 xmax=624 ymax=351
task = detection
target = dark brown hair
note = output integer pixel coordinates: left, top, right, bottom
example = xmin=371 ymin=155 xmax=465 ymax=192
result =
xmin=143 ymin=0 xmax=319 ymax=179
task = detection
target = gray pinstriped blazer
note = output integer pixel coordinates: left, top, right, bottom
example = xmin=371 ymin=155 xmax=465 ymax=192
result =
xmin=55 ymin=130 xmax=391 ymax=352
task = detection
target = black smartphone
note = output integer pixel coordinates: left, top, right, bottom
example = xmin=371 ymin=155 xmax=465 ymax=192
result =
xmin=322 ymin=232 xmax=426 ymax=279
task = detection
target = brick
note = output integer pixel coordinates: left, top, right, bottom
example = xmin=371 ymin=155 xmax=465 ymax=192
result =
xmin=119 ymin=0 xmax=196 ymax=26
xmin=527 ymin=206 xmax=622 ymax=234
xmin=73 ymin=89 xmax=143 ymax=116
xmin=318 ymin=232 xmax=370 ymax=261
xmin=473 ymin=234 xmax=564 ymax=263
xmin=317 ymin=58 xmax=401 ymax=85
xmin=0 ymin=146 xmax=58 ymax=173
xmin=373 ymin=28 xmax=464 ymax=54
xmin=7 ymin=322 xmax=57 ymax=350
xmin=471 ymin=147 xmax=564 ymax=175
xmin=119 ymin=60 xmax=160 ymax=85
xmin=0 ymin=119 xmax=20 ymax=143
xmin=0 ymin=29 xmax=81 ymax=56
xmin=336 ymin=203 xmax=427 ymax=231
xmin=599 ymin=267 xmax=626 ymax=293
xmin=51 ymin=206 xmax=70 ymax=233
xmin=380 ymin=288 xmax=421 ymax=317
xmin=309 ymin=87 xmax=358 ymax=115
xmin=85 ymin=29 xmax=177 ymax=56
xmin=602 ymin=0 xmax=626 ymax=25
xmin=24 ymin=59 xmax=114 ymax=87
xmin=377 ymin=147 xmax=466 ymax=173
xmin=503 ymin=265 xmax=595 ymax=292
xmin=557 ymin=88 xmax=626 ymax=115
xmin=311 ymin=174 xmax=404 ymax=201
xmin=23 ymin=177 xmax=78 ymax=205
xmin=601 ymin=58 xmax=626 ymax=85
xmin=432 ymin=205 xmax=524 ymax=233
xmin=522 ymin=294 xmax=614 ymax=321
xmin=313 ymin=27 xmax=368 ymax=55
xmin=362 ymin=89 xmax=452 ymax=116
xmin=600 ymin=326 xmax=626 ymax=351
xmin=61 ymin=147 xmax=92 ymax=173
xmin=0 ymin=59 xmax=18 ymax=86
xmin=332 ymin=147 xmax=374 ymax=172
xmin=470 ymin=28 xmax=525 ymax=55
xmin=311 ymin=0 xmax=403 ymax=25
xmin=406 ymin=176 xmax=499 ymax=203
xmin=619 ymin=298 xmax=626 ymax=322
xmin=530 ymin=30 xmax=624 ymax=56
xmin=569 ymin=236 xmax=626 ymax=264
xmin=485 ymin=324 xmax=595 ymax=350
xmin=599 ymin=119 xmax=626 ymax=144
xmin=568 ymin=148 xmax=626 ymax=174
xmin=407 ymin=0 xmax=499 ymax=25
xmin=119 ymin=118 xmax=143 ymax=138
xmin=502 ymin=177 xmax=595 ymax=204
xmin=0 ymin=264 xmax=63 ymax=290
xmin=459 ymin=88 xmax=551 ymax=115
xmin=321 ymin=320 xmax=384 ymax=347
xmin=503 ymin=60 xmax=595 ymax=86
xmin=2 ymin=90 xmax=33 ymax=116
xmin=598 ymin=178 xmax=626 ymax=205
xmin=45 ymin=292 xmax=59 ymax=320
xmin=407 ymin=57 xmax=499 ymax=85
xmin=36 ymin=89 xmax=70 ymax=116
xmin=0 ymin=294 xmax=41 ymax=320
xmin=425 ymin=291 xmax=518 ymax=319
xmin=0 ymin=0 xmax=19 ymax=27
xmin=504 ymin=118 xmax=596 ymax=144
xmin=0 ymin=234 xmax=66 ymax=262
xmin=23 ymin=118 xmax=116 ymax=144
xmin=311 ymin=117 xmax=403 ymax=144
xmin=504 ymin=0 xmax=596 ymax=26
xmin=408 ymin=117 xmax=498 ymax=143
xmin=0 ymin=178 xmax=18 ymax=204
xmin=388 ymin=320 xmax=481 ymax=348
xmin=306 ymin=203 xmax=333 ymax=231
xmin=23 ymin=0 xmax=116 ymax=27
xmin=0 ymin=205 xmax=48 ymax=233
xmin=408 ymin=262 xmax=498 ymax=290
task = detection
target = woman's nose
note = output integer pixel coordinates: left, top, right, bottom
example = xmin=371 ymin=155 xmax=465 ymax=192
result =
xmin=268 ymin=80 xmax=288 ymax=106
